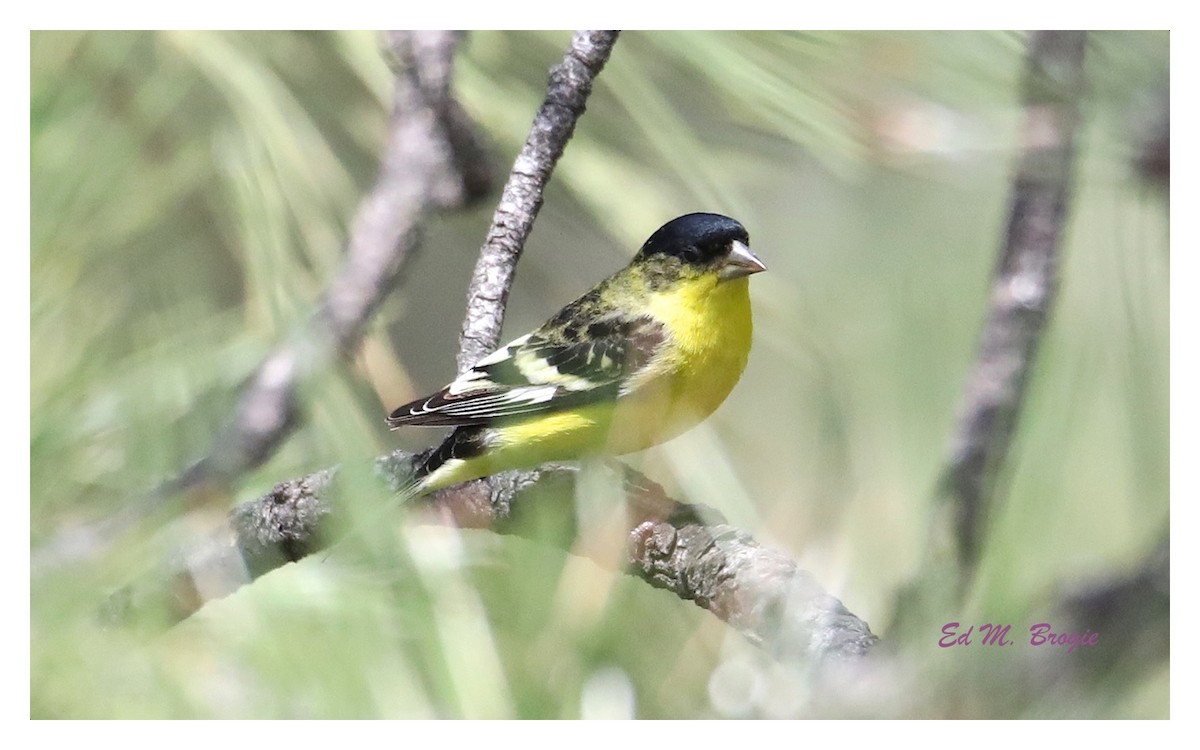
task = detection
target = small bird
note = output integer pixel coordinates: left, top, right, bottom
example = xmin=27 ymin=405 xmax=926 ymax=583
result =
xmin=387 ymin=212 xmax=766 ymax=496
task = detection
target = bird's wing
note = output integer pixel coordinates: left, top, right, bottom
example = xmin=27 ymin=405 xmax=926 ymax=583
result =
xmin=387 ymin=313 xmax=666 ymax=427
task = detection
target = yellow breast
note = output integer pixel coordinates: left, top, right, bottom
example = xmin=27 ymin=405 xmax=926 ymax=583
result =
xmin=605 ymin=274 xmax=753 ymax=452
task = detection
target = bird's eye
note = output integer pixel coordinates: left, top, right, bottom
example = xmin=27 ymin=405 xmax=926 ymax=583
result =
xmin=680 ymin=247 xmax=702 ymax=263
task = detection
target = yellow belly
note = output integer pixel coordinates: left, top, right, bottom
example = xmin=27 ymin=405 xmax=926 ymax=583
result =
xmin=422 ymin=275 xmax=753 ymax=491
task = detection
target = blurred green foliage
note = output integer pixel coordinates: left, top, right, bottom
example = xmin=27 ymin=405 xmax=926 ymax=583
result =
xmin=30 ymin=31 xmax=1168 ymax=718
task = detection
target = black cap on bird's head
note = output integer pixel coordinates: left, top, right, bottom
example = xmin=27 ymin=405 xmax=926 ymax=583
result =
xmin=637 ymin=212 xmax=766 ymax=282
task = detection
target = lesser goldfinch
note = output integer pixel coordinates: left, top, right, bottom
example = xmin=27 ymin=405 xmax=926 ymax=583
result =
xmin=387 ymin=212 xmax=766 ymax=495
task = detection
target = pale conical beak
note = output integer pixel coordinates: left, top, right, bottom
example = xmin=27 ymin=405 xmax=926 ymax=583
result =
xmin=718 ymin=240 xmax=767 ymax=282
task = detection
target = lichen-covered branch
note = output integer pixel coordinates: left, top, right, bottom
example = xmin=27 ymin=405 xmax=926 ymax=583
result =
xmin=943 ymin=30 xmax=1087 ymax=574
xmin=105 ymin=456 xmax=876 ymax=664
xmin=102 ymin=471 xmax=338 ymax=626
xmin=619 ymin=475 xmax=878 ymax=663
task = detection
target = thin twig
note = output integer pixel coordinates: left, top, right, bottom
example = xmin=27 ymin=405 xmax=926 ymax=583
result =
xmin=943 ymin=30 xmax=1087 ymax=575
xmin=458 ymin=30 xmax=619 ymax=373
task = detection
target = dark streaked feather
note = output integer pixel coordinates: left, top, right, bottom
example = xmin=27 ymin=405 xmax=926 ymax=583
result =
xmin=387 ymin=313 xmax=665 ymax=428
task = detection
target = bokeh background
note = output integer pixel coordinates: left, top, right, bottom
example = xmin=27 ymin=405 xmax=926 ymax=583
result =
xmin=30 ymin=30 xmax=1168 ymax=718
